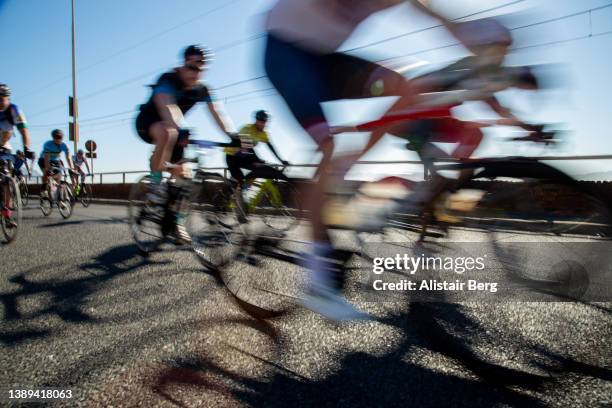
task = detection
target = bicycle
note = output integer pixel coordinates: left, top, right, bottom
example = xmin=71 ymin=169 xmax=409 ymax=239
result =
xmin=187 ymin=140 xmax=302 ymax=267
xmin=69 ymin=170 xmax=93 ymax=207
xmin=128 ymin=132 xmax=240 ymax=256
xmin=40 ymin=166 xmax=73 ymax=219
xmin=0 ymin=152 xmax=22 ymax=243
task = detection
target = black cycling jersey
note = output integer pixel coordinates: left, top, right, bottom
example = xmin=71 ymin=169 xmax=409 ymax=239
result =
xmin=138 ymin=70 xmax=214 ymax=124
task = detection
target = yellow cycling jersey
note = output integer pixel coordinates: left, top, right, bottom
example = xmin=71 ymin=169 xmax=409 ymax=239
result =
xmin=225 ymin=124 xmax=269 ymax=155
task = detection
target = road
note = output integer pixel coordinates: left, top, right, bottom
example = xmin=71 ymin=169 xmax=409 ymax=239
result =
xmin=1 ymin=203 xmax=611 ymax=407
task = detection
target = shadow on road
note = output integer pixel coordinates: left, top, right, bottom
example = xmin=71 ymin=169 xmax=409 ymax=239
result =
xmin=0 ymin=243 xmax=167 ymax=345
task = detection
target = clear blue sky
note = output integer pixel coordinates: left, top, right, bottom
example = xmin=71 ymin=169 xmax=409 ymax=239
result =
xmin=1 ymin=0 xmax=611 ymax=180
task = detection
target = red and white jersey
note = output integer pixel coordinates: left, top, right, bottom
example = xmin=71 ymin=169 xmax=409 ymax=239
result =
xmin=266 ymin=0 xmax=404 ymax=53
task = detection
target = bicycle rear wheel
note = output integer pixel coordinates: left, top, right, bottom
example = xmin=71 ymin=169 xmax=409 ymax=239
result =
xmin=80 ymin=183 xmax=93 ymax=207
xmin=1 ymin=177 xmax=22 ymax=243
xmin=187 ymin=173 xmax=240 ymax=270
xmin=128 ymin=175 xmax=165 ymax=256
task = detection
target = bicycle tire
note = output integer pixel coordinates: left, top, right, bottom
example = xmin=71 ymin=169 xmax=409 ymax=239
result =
xmin=187 ymin=173 xmax=240 ymax=270
xmin=1 ymin=177 xmax=22 ymax=243
xmin=58 ymin=183 xmax=73 ymax=219
xmin=128 ymin=175 xmax=166 ymax=256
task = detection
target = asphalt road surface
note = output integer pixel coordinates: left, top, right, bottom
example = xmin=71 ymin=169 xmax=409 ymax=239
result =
xmin=1 ymin=203 xmax=611 ymax=407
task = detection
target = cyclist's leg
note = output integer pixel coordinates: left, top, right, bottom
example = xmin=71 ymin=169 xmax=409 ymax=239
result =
xmin=265 ymin=34 xmax=367 ymax=320
xmin=225 ymin=154 xmax=244 ymax=183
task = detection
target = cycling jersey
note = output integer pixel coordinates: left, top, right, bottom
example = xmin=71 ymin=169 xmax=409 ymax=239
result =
xmin=266 ymin=0 xmax=403 ymax=53
xmin=72 ymin=154 xmax=86 ymax=167
xmin=137 ymin=70 xmax=214 ymax=129
xmin=225 ymin=124 xmax=270 ymax=156
xmin=41 ymin=140 xmax=69 ymax=164
xmin=0 ymin=104 xmax=27 ymax=149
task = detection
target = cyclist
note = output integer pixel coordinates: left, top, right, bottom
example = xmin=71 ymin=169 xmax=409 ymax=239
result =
xmin=71 ymin=149 xmax=90 ymax=193
xmin=0 ymin=84 xmax=33 ymax=225
xmin=384 ymin=18 xmax=542 ymax=207
xmin=263 ymin=0 xmax=471 ymax=320
xmin=13 ymin=150 xmax=31 ymax=179
xmin=38 ymin=129 xmax=74 ymax=196
xmin=225 ymin=110 xmax=288 ymax=184
xmin=135 ymin=44 xmax=235 ymax=243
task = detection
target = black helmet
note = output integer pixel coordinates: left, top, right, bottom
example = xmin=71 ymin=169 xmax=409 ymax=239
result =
xmin=183 ymin=44 xmax=211 ymax=62
xmin=255 ymin=110 xmax=269 ymax=121
xmin=0 ymin=83 xmax=11 ymax=97
xmin=51 ymin=129 xmax=64 ymax=138
xmin=16 ymin=150 xmax=23 ymax=156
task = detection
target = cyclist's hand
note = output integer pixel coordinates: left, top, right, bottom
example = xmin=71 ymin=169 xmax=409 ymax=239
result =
xmin=24 ymin=148 xmax=34 ymax=160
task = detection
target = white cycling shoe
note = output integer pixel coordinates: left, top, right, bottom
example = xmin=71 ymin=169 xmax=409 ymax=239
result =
xmin=301 ymin=282 xmax=371 ymax=322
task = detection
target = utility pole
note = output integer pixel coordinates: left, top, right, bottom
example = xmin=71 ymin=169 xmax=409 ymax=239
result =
xmin=70 ymin=0 xmax=79 ymax=153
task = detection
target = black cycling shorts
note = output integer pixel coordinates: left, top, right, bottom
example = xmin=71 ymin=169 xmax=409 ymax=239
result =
xmin=135 ymin=112 xmax=186 ymax=164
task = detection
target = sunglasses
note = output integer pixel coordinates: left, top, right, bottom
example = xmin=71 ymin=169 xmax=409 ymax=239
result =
xmin=185 ymin=63 xmax=204 ymax=73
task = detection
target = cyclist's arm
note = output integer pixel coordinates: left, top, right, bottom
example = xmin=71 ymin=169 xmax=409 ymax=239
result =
xmin=25 ymin=159 xmax=31 ymax=176
xmin=206 ymin=101 xmax=235 ymax=136
xmin=16 ymin=126 xmax=32 ymax=151
xmin=485 ymin=96 xmax=532 ymax=131
xmin=64 ymin=150 xmax=74 ymax=170
xmin=265 ymin=141 xmax=286 ymax=164
xmin=153 ymin=92 xmax=184 ymax=131
xmin=84 ymin=160 xmax=91 ymax=174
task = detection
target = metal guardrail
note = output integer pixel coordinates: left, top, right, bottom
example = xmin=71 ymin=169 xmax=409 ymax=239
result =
xmin=27 ymin=155 xmax=612 ymax=185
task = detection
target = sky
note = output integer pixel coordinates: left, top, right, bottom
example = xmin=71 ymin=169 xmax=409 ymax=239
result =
xmin=1 ymin=0 xmax=611 ymax=182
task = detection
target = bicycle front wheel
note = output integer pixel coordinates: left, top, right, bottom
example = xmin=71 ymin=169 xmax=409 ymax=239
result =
xmin=128 ymin=175 xmax=165 ymax=256
xmin=1 ymin=177 xmax=22 ymax=243
xmin=58 ymin=184 xmax=73 ymax=219
xmin=187 ymin=174 xmax=240 ymax=270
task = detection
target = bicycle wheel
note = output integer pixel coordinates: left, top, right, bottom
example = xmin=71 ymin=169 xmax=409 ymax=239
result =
xmin=187 ymin=173 xmax=240 ymax=270
xmin=218 ymin=226 xmax=309 ymax=319
xmin=80 ymin=183 xmax=93 ymax=207
xmin=40 ymin=187 xmax=52 ymax=216
xmin=19 ymin=179 xmax=28 ymax=207
xmin=58 ymin=184 xmax=73 ymax=219
xmin=1 ymin=177 xmax=22 ymax=243
xmin=454 ymin=160 xmax=612 ymax=301
xmin=128 ymin=175 xmax=165 ymax=256
xmin=259 ymin=180 xmax=302 ymax=231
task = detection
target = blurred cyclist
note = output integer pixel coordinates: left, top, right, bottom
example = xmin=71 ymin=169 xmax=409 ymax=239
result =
xmin=1 ymin=84 xmax=33 ymax=226
xmin=39 ymin=129 xmax=74 ymax=196
xmin=71 ymin=149 xmax=91 ymax=191
xmin=135 ymin=44 xmax=235 ymax=243
xmin=13 ymin=150 xmax=31 ymax=179
xmin=225 ymin=110 xmax=288 ymax=184
xmin=263 ymin=0 xmax=472 ymax=320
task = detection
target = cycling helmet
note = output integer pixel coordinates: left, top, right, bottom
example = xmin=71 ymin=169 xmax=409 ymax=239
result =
xmin=454 ymin=18 xmax=513 ymax=49
xmin=0 ymin=83 xmax=11 ymax=97
xmin=183 ymin=44 xmax=212 ymax=62
xmin=255 ymin=110 xmax=270 ymax=121
xmin=77 ymin=149 xmax=84 ymax=155
xmin=15 ymin=150 xmax=23 ymax=156
xmin=51 ymin=129 xmax=64 ymax=138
